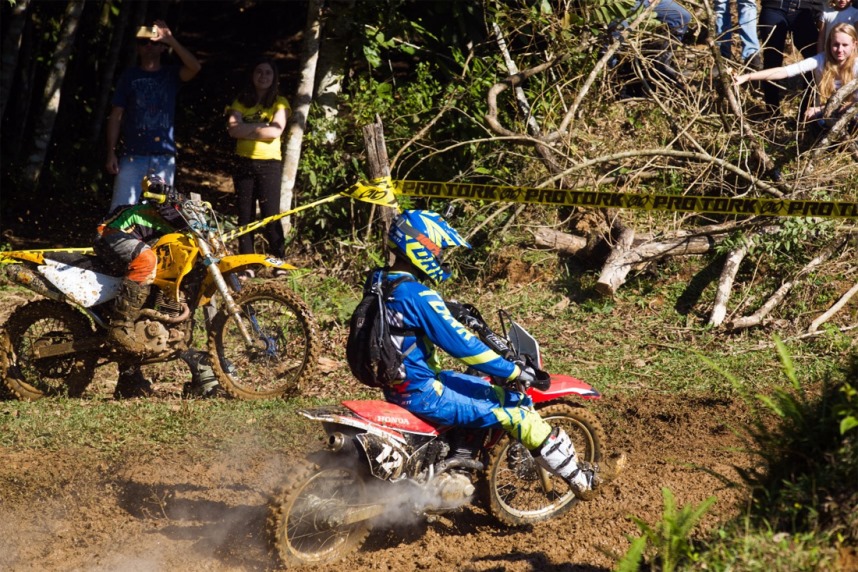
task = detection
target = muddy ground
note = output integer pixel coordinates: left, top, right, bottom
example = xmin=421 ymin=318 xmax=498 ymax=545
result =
xmin=0 ymin=339 xmax=755 ymax=572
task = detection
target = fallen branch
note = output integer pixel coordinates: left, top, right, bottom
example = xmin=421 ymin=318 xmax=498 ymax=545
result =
xmin=532 ymin=227 xmax=588 ymax=254
xmin=808 ymin=281 xmax=858 ymax=333
xmin=592 ymin=231 xmax=735 ymax=297
xmin=709 ymin=242 xmax=748 ymax=327
xmin=729 ymin=236 xmax=847 ymax=331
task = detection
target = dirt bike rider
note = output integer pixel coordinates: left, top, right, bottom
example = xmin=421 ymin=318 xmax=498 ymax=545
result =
xmin=374 ymin=210 xmax=624 ymax=500
xmin=93 ymin=176 xmax=219 ymax=399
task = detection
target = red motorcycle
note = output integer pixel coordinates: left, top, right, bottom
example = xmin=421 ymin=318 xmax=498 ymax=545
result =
xmin=268 ymin=303 xmax=608 ymax=567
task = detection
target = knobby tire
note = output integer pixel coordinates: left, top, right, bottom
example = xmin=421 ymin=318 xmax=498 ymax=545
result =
xmin=482 ymin=402 xmax=606 ymax=527
xmin=208 ymin=282 xmax=319 ymax=400
xmin=0 ymin=300 xmax=97 ymax=400
xmin=267 ymin=456 xmax=371 ymax=566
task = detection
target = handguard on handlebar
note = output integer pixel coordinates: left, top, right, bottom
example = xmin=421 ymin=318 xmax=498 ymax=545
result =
xmin=447 ymin=300 xmax=551 ymax=392
xmin=447 ymin=301 xmax=513 ymax=359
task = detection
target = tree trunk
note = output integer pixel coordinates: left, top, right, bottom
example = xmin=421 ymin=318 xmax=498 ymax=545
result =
xmin=0 ymin=0 xmax=30 ymax=120
xmin=314 ymin=0 xmax=355 ymax=142
xmin=23 ymin=0 xmax=84 ymax=188
xmin=595 ymin=226 xmax=636 ymax=297
xmin=279 ymin=0 xmax=322 ymax=237
xmin=89 ymin=0 xmax=136 ymax=143
xmin=362 ymin=117 xmax=394 ymax=254
xmin=6 ymin=4 xmax=38 ymax=163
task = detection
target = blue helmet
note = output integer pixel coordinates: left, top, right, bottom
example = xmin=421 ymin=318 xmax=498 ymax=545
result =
xmin=388 ymin=210 xmax=470 ymax=283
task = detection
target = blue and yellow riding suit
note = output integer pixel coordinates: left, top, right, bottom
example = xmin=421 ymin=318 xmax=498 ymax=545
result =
xmin=377 ymin=270 xmax=553 ymax=451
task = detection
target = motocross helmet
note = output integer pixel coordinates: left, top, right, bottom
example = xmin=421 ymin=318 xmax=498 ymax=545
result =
xmin=143 ymin=176 xmax=187 ymax=228
xmin=388 ymin=210 xmax=470 ymax=283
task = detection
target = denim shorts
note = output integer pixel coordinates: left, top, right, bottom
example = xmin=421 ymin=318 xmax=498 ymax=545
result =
xmin=110 ymin=154 xmax=176 ymax=211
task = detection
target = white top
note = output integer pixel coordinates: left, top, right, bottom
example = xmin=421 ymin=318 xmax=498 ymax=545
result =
xmin=783 ymin=53 xmax=858 ymax=103
xmin=820 ymin=8 xmax=858 ymax=46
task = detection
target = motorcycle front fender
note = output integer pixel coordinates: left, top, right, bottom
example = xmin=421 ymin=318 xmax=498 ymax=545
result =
xmin=197 ymin=254 xmax=299 ymax=304
xmin=217 ymin=253 xmax=297 ymax=276
xmin=527 ymin=374 xmax=601 ymax=402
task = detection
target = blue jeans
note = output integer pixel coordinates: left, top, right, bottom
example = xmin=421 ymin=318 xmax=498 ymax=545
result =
xmin=110 ymin=154 xmax=176 ymax=211
xmin=714 ymin=0 xmax=761 ymax=60
xmin=631 ymin=0 xmax=692 ymax=40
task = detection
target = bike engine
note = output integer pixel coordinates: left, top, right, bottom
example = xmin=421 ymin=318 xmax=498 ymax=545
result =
xmin=427 ymin=471 xmax=475 ymax=511
xmin=130 ymin=319 xmax=171 ymax=354
xmin=153 ymin=290 xmax=185 ymax=318
xmin=132 ymin=291 xmax=189 ymax=355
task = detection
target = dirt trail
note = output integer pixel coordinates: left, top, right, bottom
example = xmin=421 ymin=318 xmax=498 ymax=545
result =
xmin=0 ymin=390 xmax=751 ymax=572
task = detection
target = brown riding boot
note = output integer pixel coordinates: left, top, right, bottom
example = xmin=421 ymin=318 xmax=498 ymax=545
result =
xmin=109 ymin=278 xmax=150 ymax=354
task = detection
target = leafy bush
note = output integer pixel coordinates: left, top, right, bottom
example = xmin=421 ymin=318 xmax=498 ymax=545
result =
xmin=617 ymin=487 xmax=716 ymax=572
xmin=703 ymin=341 xmax=858 ymax=543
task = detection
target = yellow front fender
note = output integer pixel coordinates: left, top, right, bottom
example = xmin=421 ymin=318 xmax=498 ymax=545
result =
xmin=197 ymin=254 xmax=299 ymax=305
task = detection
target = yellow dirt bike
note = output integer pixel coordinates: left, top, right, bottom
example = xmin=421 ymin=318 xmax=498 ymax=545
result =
xmin=0 ymin=181 xmax=320 ymax=401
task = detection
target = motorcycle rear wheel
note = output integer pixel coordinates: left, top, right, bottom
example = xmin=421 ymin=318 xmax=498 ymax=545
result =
xmin=208 ymin=282 xmax=319 ymax=400
xmin=482 ymin=402 xmax=606 ymax=527
xmin=0 ymin=300 xmax=97 ymax=400
xmin=268 ymin=457 xmax=371 ymax=566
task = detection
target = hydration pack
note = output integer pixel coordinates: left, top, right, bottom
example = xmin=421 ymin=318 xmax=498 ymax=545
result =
xmin=346 ymin=271 xmax=416 ymax=388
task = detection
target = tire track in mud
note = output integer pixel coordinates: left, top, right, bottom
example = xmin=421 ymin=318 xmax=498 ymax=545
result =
xmin=0 ymin=391 xmax=752 ymax=571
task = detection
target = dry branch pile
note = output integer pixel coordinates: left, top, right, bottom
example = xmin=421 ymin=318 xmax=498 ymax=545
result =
xmin=482 ymin=3 xmax=857 ymax=335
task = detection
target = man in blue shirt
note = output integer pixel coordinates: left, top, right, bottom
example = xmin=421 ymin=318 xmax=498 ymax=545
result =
xmin=373 ymin=210 xmax=625 ymax=500
xmin=105 ymin=20 xmax=201 ymax=212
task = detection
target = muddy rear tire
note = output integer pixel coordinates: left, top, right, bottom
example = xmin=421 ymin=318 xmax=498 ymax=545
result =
xmin=0 ymin=300 xmax=97 ymax=400
xmin=208 ymin=282 xmax=319 ymax=400
xmin=482 ymin=402 xmax=606 ymax=527
xmin=268 ymin=457 xmax=371 ymax=566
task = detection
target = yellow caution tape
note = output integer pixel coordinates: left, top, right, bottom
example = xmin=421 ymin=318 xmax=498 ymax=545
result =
xmin=393 ymin=180 xmax=858 ymax=219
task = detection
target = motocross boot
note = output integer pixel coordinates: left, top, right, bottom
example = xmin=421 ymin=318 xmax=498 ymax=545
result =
xmin=109 ymin=278 xmax=150 ymax=354
xmin=534 ymin=427 xmax=599 ymax=501
xmin=113 ymin=365 xmax=153 ymax=399
xmin=180 ymin=349 xmax=225 ymax=398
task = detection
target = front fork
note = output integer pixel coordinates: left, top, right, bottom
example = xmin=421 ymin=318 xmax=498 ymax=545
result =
xmin=197 ymin=237 xmax=257 ymax=347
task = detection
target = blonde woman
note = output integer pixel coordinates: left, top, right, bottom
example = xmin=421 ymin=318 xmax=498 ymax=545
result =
xmin=735 ymin=23 xmax=857 ymax=122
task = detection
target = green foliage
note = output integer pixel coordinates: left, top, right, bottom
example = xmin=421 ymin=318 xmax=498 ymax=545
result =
xmin=619 ymin=487 xmax=716 ymax=572
xmin=702 ymin=341 xmax=858 ymax=544
xmin=698 ymin=523 xmax=839 ymax=571
xmin=753 ymin=218 xmax=836 ymax=268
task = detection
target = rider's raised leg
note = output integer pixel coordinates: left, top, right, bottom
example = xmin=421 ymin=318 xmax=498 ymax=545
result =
xmin=533 ymin=427 xmax=599 ymax=500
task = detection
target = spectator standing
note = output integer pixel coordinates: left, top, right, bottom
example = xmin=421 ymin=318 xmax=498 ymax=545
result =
xmin=631 ymin=0 xmax=693 ymax=40
xmin=714 ymin=0 xmax=763 ymax=69
xmin=735 ymin=22 xmax=858 ymax=123
xmin=817 ymin=0 xmax=858 ymax=52
xmin=757 ymin=0 xmax=823 ymax=113
xmin=226 ymin=58 xmax=290 ymax=275
xmin=105 ymin=21 xmax=202 ymax=212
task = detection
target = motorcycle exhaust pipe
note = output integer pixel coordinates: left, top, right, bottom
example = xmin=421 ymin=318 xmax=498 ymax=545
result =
xmin=6 ymin=265 xmax=66 ymax=303
xmin=326 ymin=432 xmax=358 ymax=456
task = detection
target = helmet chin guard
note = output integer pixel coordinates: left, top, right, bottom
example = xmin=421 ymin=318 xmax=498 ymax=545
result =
xmin=388 ymin=210 xmax=470 ymax=283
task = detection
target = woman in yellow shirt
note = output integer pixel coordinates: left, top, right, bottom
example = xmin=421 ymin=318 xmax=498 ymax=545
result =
xmin=226 ymin=58 xmax=290 ymax=272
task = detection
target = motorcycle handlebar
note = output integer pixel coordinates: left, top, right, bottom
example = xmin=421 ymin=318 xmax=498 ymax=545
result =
xmin=447 ymin=300 xmax=514 ymax=360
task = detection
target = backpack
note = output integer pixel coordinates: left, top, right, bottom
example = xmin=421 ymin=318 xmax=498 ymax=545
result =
xmin=346 ymin=271 xmax=416 ymax=388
